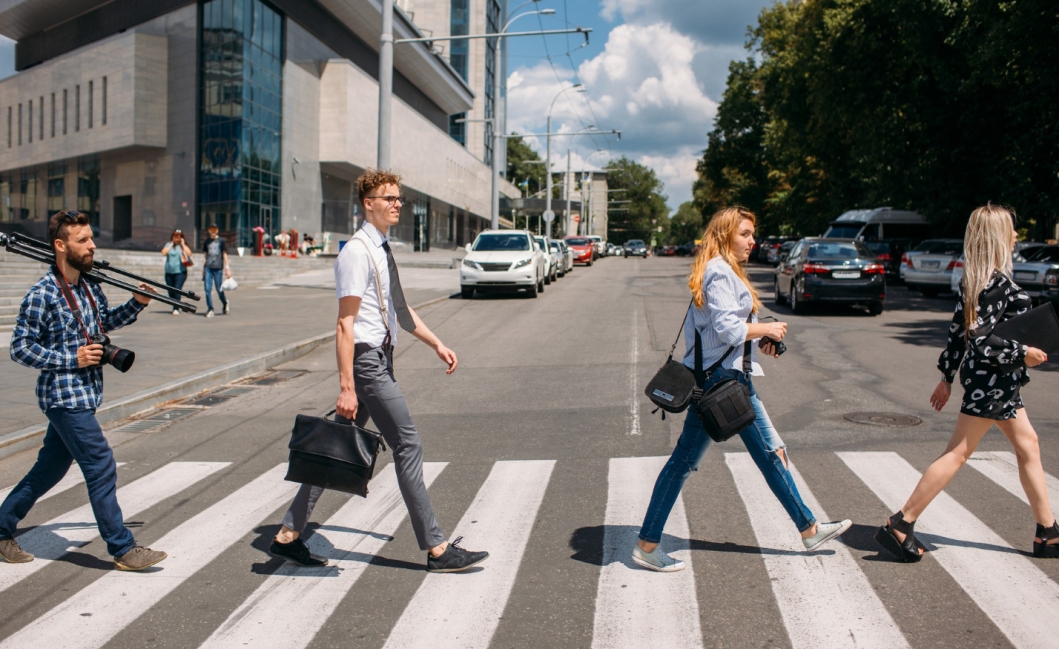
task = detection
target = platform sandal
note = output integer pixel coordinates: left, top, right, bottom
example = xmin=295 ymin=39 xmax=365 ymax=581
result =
xmin=874 ymin=511 xmax=923 ymax=563
xmin=1033 ymin=521 xmax=1059 ymax=558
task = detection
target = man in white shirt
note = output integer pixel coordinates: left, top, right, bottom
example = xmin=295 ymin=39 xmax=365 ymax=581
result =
xmin=270 ymin=169 xmax=488 ymax=573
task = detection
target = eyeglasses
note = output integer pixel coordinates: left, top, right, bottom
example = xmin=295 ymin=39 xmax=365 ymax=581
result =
xmin=368 ymin=195 xmax=406 ymax=205
xmin=62 ymin=211 xmax=80 ymax=221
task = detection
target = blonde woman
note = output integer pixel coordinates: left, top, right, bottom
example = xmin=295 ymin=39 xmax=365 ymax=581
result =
xmin=633 ymin=207 xmax=851 ymax=572
xmin=876 ymin=204 xmax=1056 ymax=562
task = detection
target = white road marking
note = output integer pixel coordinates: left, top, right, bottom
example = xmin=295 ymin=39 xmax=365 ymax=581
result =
xmin=0 ymin=461 xmax=225 ymax=594
xmin=0 ymin=462 xmax=126 ymax=503
xmin=382 ymin=460 xmax=556 ymax=649
xmin=968 ymin=451 xmax=1059 ymax=506
xmin=725 ymin=453 xmax=909 ymax=649
xmin=0 ymin=463 xmax=297 ymax=649
xmin=629 ymin=309 xmax=641 ymax=436
xmin=591 ymin=456 xmax=703 ymax=649
xmin=839 ymin=451 xmax=1059 ymax=649
xmin=200 ymin=462 xmax=447 ymax=648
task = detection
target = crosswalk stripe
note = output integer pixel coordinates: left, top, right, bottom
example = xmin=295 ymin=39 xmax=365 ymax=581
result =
xmin=0 ymin=462 xmax=126 ymax=504
xmin=0 ymin=461 xmax=226 ymax=594
xmin=199 ymin=462 xmax=448 ymax=648
xmin=591 ymin=456 xmax=703 ymax=649
xmin=382 ymin=459 xmax=556 ymax=649
xmin=838 ymin=451 xmax=1059 ymax=649
xmin=725 ymin=453 xmax=909 ymax=649
xmin=968 ymin=451 xmax=1059 ymax=506
xmin=0 ymin=463 xmax=298 ymax=649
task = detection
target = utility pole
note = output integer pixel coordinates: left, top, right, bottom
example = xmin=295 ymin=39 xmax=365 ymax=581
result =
xmin=377 ymin=0 xmax=394 ymax=169
xmin=565 ymin=150 xmax=573 ymax=235
xmin=544 ymin=116 xmax=553 ymax=238
xmin=491 ymin=29 xmax=502 ymax=231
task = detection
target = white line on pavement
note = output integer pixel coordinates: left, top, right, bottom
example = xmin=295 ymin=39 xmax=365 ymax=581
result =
xmin=0 ymin=461 xmax=225 ymax=594
xmin=0 ymin=463 xmax=297 ymax=649
xmin=629 ymin=309 xmax=640 ymax=436
xmin=0 ymin=462 xmax=126 ymax=504
xmin=382 ymin=460 xmax=556 ymax=649
xmin=591 ymin=456 xmax=703 ymax=649
xmin=968 ymin=451 xmax=1059 ymax=506
xmin=838 ymin=451 xmax=1059 ymax=649
xmin=200 ymin=462 xmax=447 ymax=649
xmin=725 ymin=453 xmax=909 ymax=649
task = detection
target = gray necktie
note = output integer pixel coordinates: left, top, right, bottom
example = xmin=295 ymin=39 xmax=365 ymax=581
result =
xmin=381 ymin=240 xmax=416 ymax=333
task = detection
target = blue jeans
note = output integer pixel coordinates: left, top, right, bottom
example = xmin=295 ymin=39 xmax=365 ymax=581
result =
xmin=0 ymin=409 xmax=135 ymax=557
xmin=164 ymin=271 xmax=187 ymax=301
xmin=203 ymin=267 xmax=227 ymax=312
xmin=639 ymin=368 xmax=816 ymax=543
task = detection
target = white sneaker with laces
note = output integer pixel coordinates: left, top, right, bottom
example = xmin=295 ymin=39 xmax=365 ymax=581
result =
xmin=803 ymin=519 xmax=852 ymax=551
xmin=631 ymin=545 xmax=685 ymax=572
xmin=206 ymin=310 xmax=215 ymax=318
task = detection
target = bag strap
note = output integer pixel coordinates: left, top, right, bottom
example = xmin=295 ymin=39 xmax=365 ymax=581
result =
xmin=352 ymin=236 xmax=393 ymax=346
xmin=668 ymin=300 xmax=694 ymax=359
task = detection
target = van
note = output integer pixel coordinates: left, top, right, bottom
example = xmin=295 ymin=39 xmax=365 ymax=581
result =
xmin=823 ymin=208 xmax=932 ymax=277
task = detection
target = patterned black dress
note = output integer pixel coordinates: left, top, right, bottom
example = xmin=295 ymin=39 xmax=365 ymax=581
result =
xmin=938 ymin=271 xmax=1032 ymax=420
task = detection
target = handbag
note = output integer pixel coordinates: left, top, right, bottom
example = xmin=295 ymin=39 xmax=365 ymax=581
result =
xmin=692 ymin=315 xmax=756 ymax=443
xmin=644 ymin=301 xmax=698 ymax=416
xmin=993 ymin=302 xmax=1059 ymax=355
xmin=181 ymin=251 xmax=194 ymax=268
xmin=284 ymin=410 xmax=386 ymax=497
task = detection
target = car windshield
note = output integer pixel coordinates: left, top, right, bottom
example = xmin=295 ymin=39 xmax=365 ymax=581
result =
xmin=1030 ymin=247 xmax=1059 ymax=263
xmin=865 ymin=241 xmax=890 ymax=254
xmin=626 ymin=240 xmax=644 ymax=246
xmin=806 ymin=242 xmax=872 ymax=260
xmin=824 ymin=224 xmax=863 ymax=238
xmin=550 ymin=242 xmax=560 ymax=251
xmin=535 ymin=238 xmax=547 ymax=249
xmin=473 ymin=234 xmax=530 ymax=251
xmin=914 ymin=240 xmax=963 ymax=255
xmin=566 ymin=238 xmax=590 ymax=245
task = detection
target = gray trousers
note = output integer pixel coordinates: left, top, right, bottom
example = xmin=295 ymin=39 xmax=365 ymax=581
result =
xmin=281 ymin=344 xmax=445 ymax=551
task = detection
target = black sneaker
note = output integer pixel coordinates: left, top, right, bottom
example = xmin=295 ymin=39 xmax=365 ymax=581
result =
xmin=268 ymin=538 xmax=328 ymax=567
xmin=426 ymin=536 xmax=489 ymax=573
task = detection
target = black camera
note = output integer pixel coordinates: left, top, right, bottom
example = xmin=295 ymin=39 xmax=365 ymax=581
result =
xmin=758 ymin=337 xmax=787 ymax=356
xmin=90 ymin=334 xmax=135 ymax=373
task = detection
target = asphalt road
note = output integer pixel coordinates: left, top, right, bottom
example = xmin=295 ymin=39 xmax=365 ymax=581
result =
xmin=1 ymin=256 xmax=1057 ymax=649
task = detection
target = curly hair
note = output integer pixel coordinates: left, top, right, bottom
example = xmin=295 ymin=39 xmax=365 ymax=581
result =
xmin=357 ymin=169 xmax=403 ymax=205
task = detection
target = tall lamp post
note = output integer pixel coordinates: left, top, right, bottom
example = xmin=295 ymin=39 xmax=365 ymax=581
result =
xmin=544 ymin=84 xmax=582 ymax=238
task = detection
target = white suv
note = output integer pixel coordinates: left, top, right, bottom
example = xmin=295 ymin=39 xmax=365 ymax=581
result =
xmin=461 ymin=230 xmax=548 ymax=299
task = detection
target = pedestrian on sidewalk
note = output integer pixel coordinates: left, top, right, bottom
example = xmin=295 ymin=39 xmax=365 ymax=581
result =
xmin=633 ymin=207 xmax=851 ymax=572
xmin=269 ymin=169 xmax=489 ymax=573
xmin=0 ymin=210 xmax=167 ymax=571
xmin=876 ymin=204 xmax=1057 ymax=562
xmin=161 ymin=229 xmax=193 ymax=316
xmin=201 ymin=224 xmax=231 ymax=318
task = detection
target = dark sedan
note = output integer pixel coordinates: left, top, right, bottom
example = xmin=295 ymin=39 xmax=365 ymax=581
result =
xmin=774 ymin=238 xmax=887 ymax=315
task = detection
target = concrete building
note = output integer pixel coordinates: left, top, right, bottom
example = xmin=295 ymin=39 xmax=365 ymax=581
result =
xmin=0 ymin=0 xmax=516 ymax=252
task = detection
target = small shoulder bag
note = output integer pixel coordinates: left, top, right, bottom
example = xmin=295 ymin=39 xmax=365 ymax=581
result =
xmin=644 ymin=301 xmax=698 ymax=416
xmin=692 ymin=315 xmax=756 ymax=442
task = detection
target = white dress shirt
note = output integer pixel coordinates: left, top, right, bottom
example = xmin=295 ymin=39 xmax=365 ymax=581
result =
xmin=334 ymin=222 xmax=400 ymax=348
xmin=682 ymin=257 xmax=763 ymax=376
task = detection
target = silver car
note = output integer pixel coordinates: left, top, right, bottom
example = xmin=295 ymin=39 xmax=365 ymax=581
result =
xmin=1012 ymin=245 xmax=1059 ymax=302
xmin=549 ymin=240 xmax=572 ymax=277
xmin=902 ymin=239 xmax=963 ymax=296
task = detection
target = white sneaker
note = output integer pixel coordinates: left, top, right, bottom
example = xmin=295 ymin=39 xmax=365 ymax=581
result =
xmin=223 ymin=301 xmax=230 ymax=315
xmin=803 ymin=519 xmax=852 ymax=551
xmin=631 ymin=545 xmax=685 ymax=572
xmin=206 ymin=310 xmax=215 ymax=318
xmin=172 ymin=308 xmax=179 ymax=316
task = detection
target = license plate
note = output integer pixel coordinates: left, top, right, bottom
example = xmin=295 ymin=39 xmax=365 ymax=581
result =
xmin=1015 ymin=271 xmax=1036 ymax=281
xmin=832 ymin=271 xmax=861 ymax=279
xmin=921 ymin=261 xmax=940 ymax=269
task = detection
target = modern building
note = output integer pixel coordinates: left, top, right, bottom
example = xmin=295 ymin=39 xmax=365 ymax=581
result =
xmin=0 ymin=0 xmax=517 ymax=252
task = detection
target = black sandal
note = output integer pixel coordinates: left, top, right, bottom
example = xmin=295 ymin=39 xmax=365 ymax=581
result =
xmin=874 ymin=511 xmax=923 ymax=563
xmin=1033 ymin=521 xmax=1059 ymax=558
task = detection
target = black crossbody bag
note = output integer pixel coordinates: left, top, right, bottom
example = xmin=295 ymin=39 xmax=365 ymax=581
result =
xmin=692 ymin=316 xmax=756 ymax=443
xmin=644 ymin=301 xmax=698 ymax=415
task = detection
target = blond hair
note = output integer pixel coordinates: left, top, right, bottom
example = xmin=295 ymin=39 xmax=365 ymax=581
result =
xmin=961 ymin=204 xmax=1015 ymax=334
xmin=689 ymin=207 xmax=761 ymax=312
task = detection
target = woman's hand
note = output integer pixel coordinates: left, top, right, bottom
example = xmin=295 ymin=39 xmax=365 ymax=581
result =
xmin=930 ymin=380 xmax=951 ymax=411
xmin=1026 ymin=347 xmax=1048 ymax=368
xmin=764 ymin=321 xmax=788 ymax=341
xmin=760 ymin=341 xmax=780 ymax=358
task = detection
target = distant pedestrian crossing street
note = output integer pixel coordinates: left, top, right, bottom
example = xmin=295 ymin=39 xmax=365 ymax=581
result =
xmin=1 ymin=450 xmax=1057 ymax=649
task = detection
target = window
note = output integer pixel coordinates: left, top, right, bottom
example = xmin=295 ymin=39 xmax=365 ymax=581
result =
xmin=88 ymin=81 xmax=93 ymax=128
xmin=6 ymin=106 xmax=10 ymax=148
xmin=38 ymin=97 xmax=43 ymax=141
xmin=63 ymin=89 xmax=68 ymax=134
xmin=50 ymin=93 xmax=55 ymax=137
xmin=75 ymin=85 xmax=80 ymax=131
xmin=101 ymin=77 xmax=107 ymax=125
xmin=27 ymin=99 xmax=31 ymax=143
xmin=17 ymin=103 xmax=21 ymax=145
xmin=47 ymin=162 xmax=65 ymax=212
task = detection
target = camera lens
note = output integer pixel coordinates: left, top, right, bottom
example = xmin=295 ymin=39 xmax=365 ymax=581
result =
xmin=105 ymin=346 xmax=135 ymax=373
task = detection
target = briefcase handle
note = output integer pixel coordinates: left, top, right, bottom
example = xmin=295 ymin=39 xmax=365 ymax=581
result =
xmin=322 ymin=410 xmax=387 ymax=451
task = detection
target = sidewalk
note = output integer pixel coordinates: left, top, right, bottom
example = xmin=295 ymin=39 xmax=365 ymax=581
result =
xmin=0 ymin=268 xmax=459 ymax=441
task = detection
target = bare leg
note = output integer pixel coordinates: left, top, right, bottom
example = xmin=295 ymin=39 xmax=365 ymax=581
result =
xmin=996 ymin=410 xmax=1058 ymax=545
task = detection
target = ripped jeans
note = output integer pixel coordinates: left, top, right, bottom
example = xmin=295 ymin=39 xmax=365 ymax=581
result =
xmin=638 ymin=368 xmax=816 ymax=544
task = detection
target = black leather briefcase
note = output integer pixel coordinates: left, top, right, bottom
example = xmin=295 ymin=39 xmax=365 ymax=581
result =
xmin=994 ymin=302 xmax=1059 ymax=355
xmin=285 ymin=411 xmax=386 ymax=497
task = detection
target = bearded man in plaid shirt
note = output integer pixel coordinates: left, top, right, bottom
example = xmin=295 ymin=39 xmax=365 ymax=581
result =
xmin=0 ymin=211 xmax=167 ymax=571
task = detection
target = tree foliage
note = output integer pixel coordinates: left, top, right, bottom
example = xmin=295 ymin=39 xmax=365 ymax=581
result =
xmin=695 ymin=0 xmax=1059 ymax=239
xmin=668 ymin=201 xmax=705 ymax=245
xmin=604 ymin=157 xmax=669 ymax=244
xmin=506 ymin=136 xmax=547 ymax=197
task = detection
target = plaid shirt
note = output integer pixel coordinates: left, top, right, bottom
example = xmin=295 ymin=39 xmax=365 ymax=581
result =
xmin=9 ymin=267 xmax=145 ymax=412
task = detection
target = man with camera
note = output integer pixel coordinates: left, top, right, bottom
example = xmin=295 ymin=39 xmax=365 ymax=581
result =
xmin=0 ymin=211 xmax=167 ymax=571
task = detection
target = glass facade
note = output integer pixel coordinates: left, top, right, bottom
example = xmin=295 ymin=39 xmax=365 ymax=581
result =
xmin=199 ymin=0 xmax=284 ymax=247
xmin=77 ymin=156 xmax=100 ymax=234
xmin=448 ymin=0 xmax=469 ymax=145
xmin=483 ymin=0 xmax=502 ymax=167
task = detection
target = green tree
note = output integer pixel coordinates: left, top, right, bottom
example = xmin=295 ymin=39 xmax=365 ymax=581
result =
xmin=506 ymin=136 xmax=546 ymax=197
xmin=604 ymin=157 xmax=669 ymax=244
xmin=668 ymin=201 xmax=704 ymax=245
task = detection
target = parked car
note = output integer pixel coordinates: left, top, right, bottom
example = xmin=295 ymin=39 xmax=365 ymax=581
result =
xmin=774 ymin=238 xmax=886 ymax=315
xmin=607 ymin=243 xmax=622 ymax=257
xmin=950 ymin=249 xmax=1028 ymax=295
xmin=768 ymin=240 xmax=798 ymax=265
xmin=756 ymin=236 xmax=798 ymax=264
xmin=587 ymin=235 xmax=605 ymax=259
xmin=623 ymin=239 xmax=648 ymax=258
xmin=461 ymin=230 xmax=548 ymax=299
xmin=823 ymin=207 xmax=931 ymax=241
xmin=675 ymin=242 xmax=697 ymax=256
xmin=551 ymin=240 xmax=573 ymax=276
xmin=1011 ymin=245 xmax=1059 ymax=303
xmin=535 ymin=236 xmax=560 ymax=284
xmin=659 ymin=245 xmax=678 ymax=256
xmin=901 ymin=238 xmax=963 ymax=296
xmin=565 ymin=236 xmax=596 ymax=265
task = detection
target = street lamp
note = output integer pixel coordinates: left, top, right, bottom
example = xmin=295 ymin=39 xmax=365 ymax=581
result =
xmin=544 ymin=84 xmax=581 ymax=238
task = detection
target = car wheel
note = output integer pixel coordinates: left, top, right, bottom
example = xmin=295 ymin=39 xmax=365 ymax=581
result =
xmin=791 ymin=279 xmax=807 ymax=314
xmin=869 ymin=301 xmax=884 ymax=316
xmin=552 ymin=267 xmax=558 ymax=282
xmin=920 ymin=286 xmax=940 ymax=298
xmin=774 ymin=278 xmax=787 ymax=305
xmin=460 ymin=286 xmax=474 ymax=300
xmin=544 ymin=271 xmax=551 ymax=285
xmin=587 ymin=260 xmax=593 ymax=266
xmin=538 ymin=274 xmax=545 ymax=293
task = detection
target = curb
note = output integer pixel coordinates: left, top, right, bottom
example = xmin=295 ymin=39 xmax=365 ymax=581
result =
xmin=0 ymin=293 xmax=456 ymax=460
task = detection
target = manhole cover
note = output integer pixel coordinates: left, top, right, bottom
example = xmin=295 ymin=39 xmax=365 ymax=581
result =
xmin=144 ymin=408 xmax=203 ymax=421
xmin=109 ymin=420 xmax=169 ymax=433
xmin=185 ymin=395 xmax=234 ymax=407
xmin=843 ymin=412 xmax=922 ymax=427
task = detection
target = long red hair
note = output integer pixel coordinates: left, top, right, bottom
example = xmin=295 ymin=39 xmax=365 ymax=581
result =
xmin=688 ymin=207 xmax=761 ymax=312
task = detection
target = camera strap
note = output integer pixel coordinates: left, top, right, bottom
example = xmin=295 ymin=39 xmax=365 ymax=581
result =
xmin=52 ymin=268 xmax=104 ymax=344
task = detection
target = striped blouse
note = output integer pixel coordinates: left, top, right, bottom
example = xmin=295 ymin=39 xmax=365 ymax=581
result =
xmin=681 ymin=257 xmax=763 ymax=376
